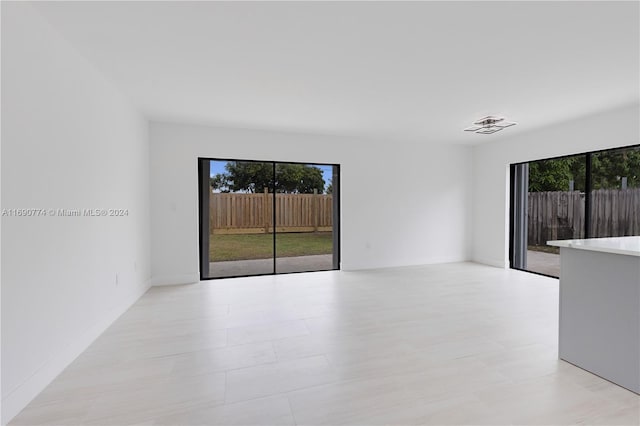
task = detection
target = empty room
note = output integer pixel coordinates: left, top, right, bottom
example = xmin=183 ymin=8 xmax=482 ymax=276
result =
xmin=2 ymin=1 xmax=639 ymax=425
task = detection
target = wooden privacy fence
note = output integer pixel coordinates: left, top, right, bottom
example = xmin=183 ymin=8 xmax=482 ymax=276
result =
xmin=210 ymin=190 xmax=333 ymax=234
xmin=528 ymin=188 xmax=640 ymax=245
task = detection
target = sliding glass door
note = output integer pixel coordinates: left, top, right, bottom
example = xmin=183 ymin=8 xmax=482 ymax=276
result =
xmin=199 ymin=158 xmax=340 ymax=279
xmin=510 ymin=144 xmax=640 ymax=278
xmin=274 ymin=163 xmax=338 ymax=274
xmin=202 ymin=160 xmax=275 ymax=278
xmin=511 ymin=155 xmax=586 ymax=277
xmin=590 ymin=146 xmax=640 ymax=238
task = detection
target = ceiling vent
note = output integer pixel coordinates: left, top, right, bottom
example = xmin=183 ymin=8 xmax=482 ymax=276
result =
xmin=464 ymin=116 xmax=517 ymax=134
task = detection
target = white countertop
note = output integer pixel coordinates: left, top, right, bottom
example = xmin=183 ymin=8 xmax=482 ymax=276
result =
xmin=547 ymin=236 xmax=640 ymax=257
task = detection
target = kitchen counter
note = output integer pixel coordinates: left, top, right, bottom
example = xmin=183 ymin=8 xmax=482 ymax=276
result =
xmin=548 ymin=236 xmax=640 ymax=394
xmin=547 ymin=236 xmax=640 ymax=257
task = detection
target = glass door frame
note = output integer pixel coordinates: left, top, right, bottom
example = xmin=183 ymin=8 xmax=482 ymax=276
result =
xmin=509 ymin=143 xmax=640 ymax=278
xmin=198 ymin=157 xmax=340 ymax=280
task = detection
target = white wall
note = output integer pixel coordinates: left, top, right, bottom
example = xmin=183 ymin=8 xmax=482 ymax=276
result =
xmin=471 ymin=103 xmax=640 ymax=268
xmin=150 ymin=122 xmax=472 ymax=284
xmin=1 ymin=3 xmax=151 ymax=423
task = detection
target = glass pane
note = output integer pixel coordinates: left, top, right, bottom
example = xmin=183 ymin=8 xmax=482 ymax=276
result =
xmin=207 ymin=160 xmax=274 ymax=278
xmin=275 ymin=163 xmax=335 ymax=273
xmin=526 ymin=155 xmax=586 ymax=277
xmin=590 ymin=146 xmax=640 ymax=238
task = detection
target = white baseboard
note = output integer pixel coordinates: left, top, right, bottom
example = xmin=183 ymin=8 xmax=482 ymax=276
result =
xmin=150 ymin=273 xmax=200 ymax=286
xmin=1 ymin=281 xmax=150 ymax=425
xmin=342 ymin=256 xmax=469 ymax=272
xmin=471 ymin=256 xmax=508 ymax=269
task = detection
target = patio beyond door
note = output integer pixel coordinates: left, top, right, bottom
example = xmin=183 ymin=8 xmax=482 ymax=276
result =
xmin=199 ymin=158 xmax=340 ymax=279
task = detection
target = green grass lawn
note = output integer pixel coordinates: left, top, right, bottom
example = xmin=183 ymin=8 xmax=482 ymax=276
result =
xmin=210 ymin=232 xmax=333 ymax=262
xmin=528 ymin=245 xmax=560 ymax=255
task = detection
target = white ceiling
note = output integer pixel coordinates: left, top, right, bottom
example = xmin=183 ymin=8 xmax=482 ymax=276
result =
xmin=33 ymin=1 xmax=639 ymax=145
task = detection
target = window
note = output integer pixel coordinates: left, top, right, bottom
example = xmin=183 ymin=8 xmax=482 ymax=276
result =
xmin=198 ymin=158 xmax=340 ymax=279
xmin=510 ymin=144 xmax=640 ymax=278
xmin=590 ymin=147 xmax=640 ymax=238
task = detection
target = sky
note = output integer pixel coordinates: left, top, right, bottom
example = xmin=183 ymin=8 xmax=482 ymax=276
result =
xmin=209 ymin=160 xmax=333 ymax=191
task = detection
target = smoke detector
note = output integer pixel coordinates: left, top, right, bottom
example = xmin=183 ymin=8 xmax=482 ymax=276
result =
xmin=464 ymin=116 xmax=517 ymax=134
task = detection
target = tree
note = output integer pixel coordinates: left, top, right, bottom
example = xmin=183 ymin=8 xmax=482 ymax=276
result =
xmin=591 ymin=149 xmax=640 ymax=189
xmin=211 ymin=162 xmax=326 ymax=194
xmin=527 ymin=147 xmax=640 ymax=192
xmin=209 ymin=174 xmax=229 ymax=192
xmin=528 ymin=157 xmax=585 ymax=192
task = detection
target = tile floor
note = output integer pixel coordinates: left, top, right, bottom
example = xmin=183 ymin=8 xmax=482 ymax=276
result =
xmin=10 ymin=262 xmax=640 ymax=425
